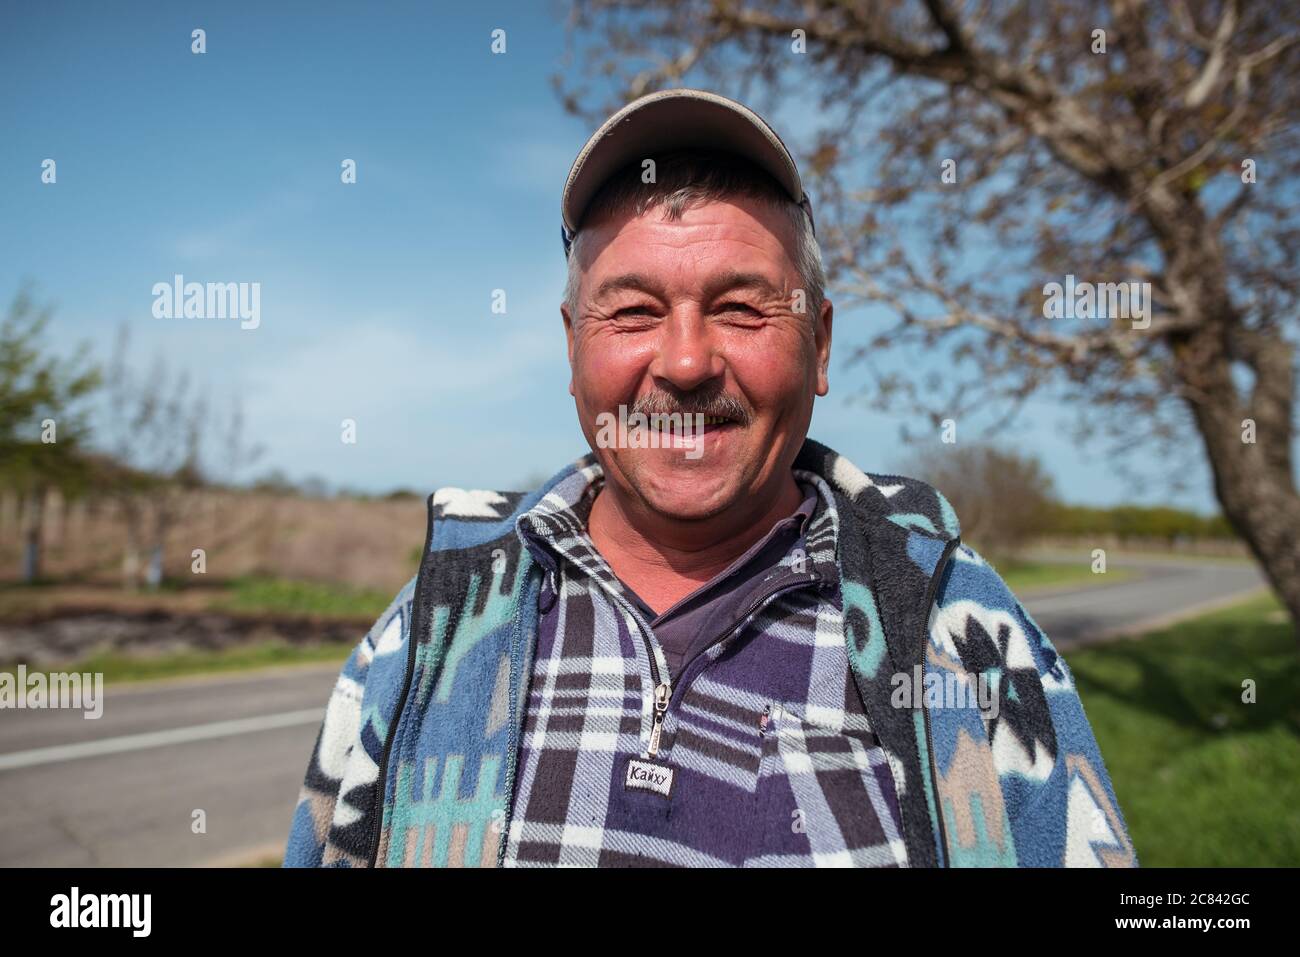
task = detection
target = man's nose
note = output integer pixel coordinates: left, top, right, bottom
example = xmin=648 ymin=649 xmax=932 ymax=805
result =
xmin=650 ymin=308 xmax=724 ymax=392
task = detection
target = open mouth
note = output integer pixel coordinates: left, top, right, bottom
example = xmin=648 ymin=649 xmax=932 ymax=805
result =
xmin=601 ymin=403 xmax=749 ymax=455
xmin=695 ymin=414 xmax=739 ymax=431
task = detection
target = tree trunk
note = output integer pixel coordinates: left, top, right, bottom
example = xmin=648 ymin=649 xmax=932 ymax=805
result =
xmin=21 ymin=489 xmax=44 ymax=583
xmin=145 ymin=544 xmax=164 ymax=589
xmin=146 ymin=501 xmax=167 ymax=590
xmin=1144 ymin=187 xmax=1300 ymax=639
xmin=121 ymin=498 xmax=142 ymax=590
xmin=1177 ymin=321 xmax=1300 ymax=640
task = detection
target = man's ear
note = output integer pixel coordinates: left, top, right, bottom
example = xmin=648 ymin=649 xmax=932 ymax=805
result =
xmin=561 ymin=303 xmax=577 ymax=397
xmin=815 ymin=297 xmax=833 ymax=397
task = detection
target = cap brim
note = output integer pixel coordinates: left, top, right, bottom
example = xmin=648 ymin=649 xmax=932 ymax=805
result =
xmin=561 ymin=89 xmax=804 ymax=235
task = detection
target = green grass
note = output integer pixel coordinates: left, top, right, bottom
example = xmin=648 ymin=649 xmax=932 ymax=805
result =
xmin=1067 ymin=594 xmax=1300 ymax=866
xmin=215 ymin=575 xmax=391 ymax=619
xmin=995 ymin=559 xmax=1132 ymax=592
xmin=1 ymin=639 xmax=354 ymax=685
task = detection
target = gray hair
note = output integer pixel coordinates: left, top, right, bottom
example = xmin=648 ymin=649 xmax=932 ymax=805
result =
xmin=563 ymin=150 xmax=825 ymax=321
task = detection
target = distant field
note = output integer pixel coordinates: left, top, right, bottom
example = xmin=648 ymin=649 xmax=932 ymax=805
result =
xmin=0 ymin=489 xmax=427 ymax=592
xmin=0 ymin=576 xmax=379 ymax=677
xmin=215 ymin=576 xmax=393 ymax=619
xmin=1025 ymin=546 xmax=1252 ymax=566
xmin=0 ymin=575 xmax=391 ymax=624
xmin=0 ymin=639 xmax=355 ymax=685
xmin=996 ymin=558 xmax=1134 ymax=593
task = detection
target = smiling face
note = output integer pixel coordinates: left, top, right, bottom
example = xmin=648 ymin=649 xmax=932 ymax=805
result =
xmin=562 ymin=193 xmax=832 ymax=524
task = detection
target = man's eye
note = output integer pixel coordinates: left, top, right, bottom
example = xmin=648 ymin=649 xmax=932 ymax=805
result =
xmin=718 ymin=302 xmax=761 ymax=316
xmin=613 ymin=306 xmax=656 ymax=320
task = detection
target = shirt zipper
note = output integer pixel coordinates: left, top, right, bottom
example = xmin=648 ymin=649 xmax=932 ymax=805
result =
xmin=612 ymin=594 xmax=672 ymax=759
xmin=647 ymin=681 xmax=671 ymax=758
xmin=642 ymin=571 xmax=821 ymax=760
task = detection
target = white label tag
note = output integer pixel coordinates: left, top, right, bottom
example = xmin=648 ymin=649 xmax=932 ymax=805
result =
xmin=625 ymin=758 xmax=674 ymax=798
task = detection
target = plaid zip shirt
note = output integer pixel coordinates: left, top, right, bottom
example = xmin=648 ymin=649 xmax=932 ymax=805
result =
xmin=502 ymin=462 xmax=909 ymax=867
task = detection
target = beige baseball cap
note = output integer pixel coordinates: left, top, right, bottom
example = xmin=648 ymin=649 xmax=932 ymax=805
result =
xmin=560 ymin=88 xmax=812 ymax=256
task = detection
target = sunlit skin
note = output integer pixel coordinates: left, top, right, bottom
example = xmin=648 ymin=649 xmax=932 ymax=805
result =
xmin=561 ymin=195 xmax=833 ymax=613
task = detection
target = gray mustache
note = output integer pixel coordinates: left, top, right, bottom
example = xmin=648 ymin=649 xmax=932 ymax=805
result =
xmin=629 ymin=390 xmax=751 ymax=425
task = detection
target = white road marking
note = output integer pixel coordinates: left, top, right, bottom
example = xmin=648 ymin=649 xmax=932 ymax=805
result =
xmin=0 ymin=708 xmax=324 ymax=771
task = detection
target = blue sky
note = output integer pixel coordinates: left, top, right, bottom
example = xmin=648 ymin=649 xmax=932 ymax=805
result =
xmin=0 ymin=1 xmax=1220 ymax=510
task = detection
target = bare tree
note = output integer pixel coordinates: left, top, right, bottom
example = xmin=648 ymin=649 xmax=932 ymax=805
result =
xmin=561 ymin=0 xmax=1300 ymax=632
xmin=208 ymin=395 xmax=265 ymax=527
xmin=100 ymin=327 xmax=206 ymax=589
xmin=904 ymin=444 xmax=1057 ymax=559
xmin=97 ymin=326 xmax=264 ymax=588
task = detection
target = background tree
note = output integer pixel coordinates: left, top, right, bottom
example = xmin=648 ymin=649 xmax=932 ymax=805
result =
xmin=904 ymin=444 xmax=1057 ymax=559
xmin=0 ymin=288 xmax=100 ymax=581
xmin=561 ymin=0 xmax=1300 ymax=632
xmin=96 ymin=325 xmax=263 ymax=589
xmin=99 ymin=326 xmax=207 ymax=589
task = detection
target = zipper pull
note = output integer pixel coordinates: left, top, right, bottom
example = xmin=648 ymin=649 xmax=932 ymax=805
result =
xmin=647 ymin=682 xmax=670 ymax=758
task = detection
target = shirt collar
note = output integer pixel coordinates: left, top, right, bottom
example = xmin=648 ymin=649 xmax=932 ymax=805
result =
xmin=515 ymin=461 xmax=842 ymax=593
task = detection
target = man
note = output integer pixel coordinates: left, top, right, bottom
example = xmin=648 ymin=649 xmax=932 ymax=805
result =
xmin=285 ymin=89 xmax=1136 ymax=868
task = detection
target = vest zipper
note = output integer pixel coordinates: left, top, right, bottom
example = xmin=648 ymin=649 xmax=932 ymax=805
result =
xmin=920 ymin=536 xmax=961 ymax=868
xmin=365 ymin=510 xmax=437 ymax=867
xmin=497 ymin=562 xmax=539 ymax=866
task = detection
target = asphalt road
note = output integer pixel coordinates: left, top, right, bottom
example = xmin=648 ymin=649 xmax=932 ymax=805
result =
xmin=0 ymin=666 xmax=336 ymax=867
xmin=0 ymin=555 xmax=1265 ymax=867
xmin=1013 ymin=552 xmax=1264 ymax=647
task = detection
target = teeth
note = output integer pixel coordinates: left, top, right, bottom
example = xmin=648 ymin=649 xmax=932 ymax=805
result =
xmin=701 ymin=415 xmax=728 ymax=425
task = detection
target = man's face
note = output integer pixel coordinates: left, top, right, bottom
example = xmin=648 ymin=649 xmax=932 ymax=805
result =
xmin=562 ymin=194 xmax=833 ymax=523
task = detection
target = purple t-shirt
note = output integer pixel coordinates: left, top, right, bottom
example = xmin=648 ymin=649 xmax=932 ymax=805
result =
xmin=617 ymin=485 xmax=818 ymax=682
